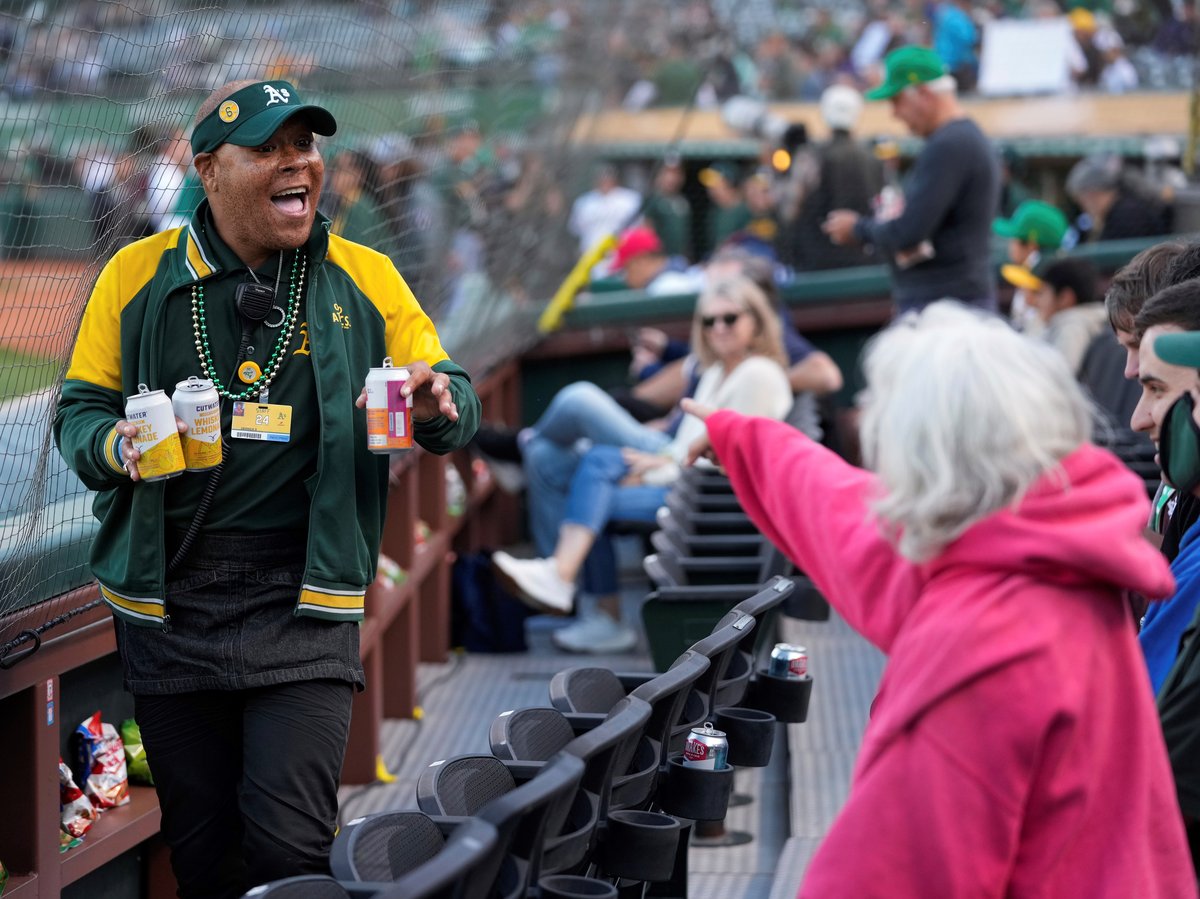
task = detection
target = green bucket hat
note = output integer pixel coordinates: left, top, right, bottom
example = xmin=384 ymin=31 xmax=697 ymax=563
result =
xmin=190 ymin=81 xmax=337 ymax=156
xmin=1155 ymin=331 xmax=1200 ymax=369
xmin=993 ymin=200 xmax=1069 ymax=250
xmin=864 ymin=46 xmax=948 ymax=101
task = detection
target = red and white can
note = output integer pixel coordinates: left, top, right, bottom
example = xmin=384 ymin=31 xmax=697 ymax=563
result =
xmin=682 ymin=722 xmax=728 ymax=770
xmin=365 ymin=357 xmax=413 ymax=453
xmin=768 ymin=643 xmax=808 ymax=679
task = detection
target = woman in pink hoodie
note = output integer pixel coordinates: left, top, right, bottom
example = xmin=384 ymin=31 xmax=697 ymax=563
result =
xmin=685 ymin=302 xmax=1197 ymax=898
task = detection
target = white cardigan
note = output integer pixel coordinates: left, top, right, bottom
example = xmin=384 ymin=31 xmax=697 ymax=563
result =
xmin=642 ymin=355 xmax=793 ymax=486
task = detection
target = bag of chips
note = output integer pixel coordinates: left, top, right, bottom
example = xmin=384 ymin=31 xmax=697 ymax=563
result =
xmin=59 ymin=759 xmax=98 ymax=839
xmin=120 ymin=718 xmax=153 ymax=786
xmin=75 ymin=711 xmax=129 ymax=809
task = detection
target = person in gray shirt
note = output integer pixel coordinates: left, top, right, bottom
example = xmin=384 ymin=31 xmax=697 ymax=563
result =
xmin=823 ymin=46 xmax=1000 ymax=314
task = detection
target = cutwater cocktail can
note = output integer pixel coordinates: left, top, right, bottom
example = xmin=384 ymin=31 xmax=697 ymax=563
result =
xmin=769 ymin=643 xmax=808 ymax=679
xmin=172 ymin=377 xmax=222 ymax=471
xmin=124 ymin=384 xmax=185 ymax=481
xmin=365 ymin=357 xmax=413 ymax=453
xmin=682 ymin=722 xmax=728 ymax=770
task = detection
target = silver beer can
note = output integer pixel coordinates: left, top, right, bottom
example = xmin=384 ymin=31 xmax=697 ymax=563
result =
xmin=682 ymin=722 xmax=728 ymax=770
xmin=769 ymin=643 xmax=808 ymax=679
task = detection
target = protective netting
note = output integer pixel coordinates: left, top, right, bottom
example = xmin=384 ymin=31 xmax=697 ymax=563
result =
xmin=0 ymin=0 xmax=638 ymax=651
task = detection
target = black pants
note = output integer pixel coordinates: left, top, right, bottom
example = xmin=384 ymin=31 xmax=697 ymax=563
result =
xmin=135 ymin=680 xmax=353 ymax=899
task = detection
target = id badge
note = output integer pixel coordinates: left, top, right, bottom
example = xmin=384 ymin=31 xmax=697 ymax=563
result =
xmin=231 ymin=402 xmax=292 ymax=442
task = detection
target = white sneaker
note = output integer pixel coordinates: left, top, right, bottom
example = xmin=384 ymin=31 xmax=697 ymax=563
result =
xmin=492 ymin=551 xmax=575 ymax=615
xmin=552 ymin=611 xmax=638 ymax=654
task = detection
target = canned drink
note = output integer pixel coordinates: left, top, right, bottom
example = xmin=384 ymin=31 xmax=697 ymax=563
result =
xmin=682 ymin=722 xmax=728 ymax=770
xmin=124 ymin=384 xmax=185 ymax=481
xmin=769 ymin=643 xmax=808 ymax=679
xmin=172 ymin=377 xmax=222 ymax=471
xmin=365 ymin=357 xmax=413 ymax=453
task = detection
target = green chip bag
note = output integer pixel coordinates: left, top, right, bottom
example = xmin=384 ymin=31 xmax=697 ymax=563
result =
xmin=120 ymin=719 xmax=154 ymax=786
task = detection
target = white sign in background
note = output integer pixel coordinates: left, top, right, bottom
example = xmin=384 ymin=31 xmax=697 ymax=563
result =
xmin=978 ymin=18 xmax=1074 ymax=97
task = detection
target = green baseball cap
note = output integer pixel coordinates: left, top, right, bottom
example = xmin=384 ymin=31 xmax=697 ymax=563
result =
xmin=993 ymin=200 xmax=1069 ymax=249
xmin=864 ymin=46 xmax=948 ymax=101
xmin=190 ymin=81 xmax=337 ymax=156
xmin=1154 ymin=331 xmax=1200 ymax=369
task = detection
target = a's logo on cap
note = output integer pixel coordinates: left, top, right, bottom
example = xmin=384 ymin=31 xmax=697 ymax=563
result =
xmin=262 ymin=84 xmax=291 ymax=106
xmin=219 ymin=101 xmax=240 ymax=123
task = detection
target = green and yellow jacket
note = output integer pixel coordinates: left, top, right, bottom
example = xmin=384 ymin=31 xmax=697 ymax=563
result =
xmin=54 ymin=205 xmax=479 ymax=628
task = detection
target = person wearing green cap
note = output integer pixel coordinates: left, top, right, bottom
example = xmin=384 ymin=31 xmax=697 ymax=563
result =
xmin=54 ymin=78 xmax=480 ymax=896
xmin=994 ymin=199 xmax=1070 ymax=332
xmin=823 ymin=46 xmax=1000 ymax=314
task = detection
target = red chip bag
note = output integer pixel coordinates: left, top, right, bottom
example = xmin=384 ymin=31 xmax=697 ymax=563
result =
xmin=76 ymin=711 xmax=129 ymax=809
xmin=59 ymin=759 xmax=98 ymax=838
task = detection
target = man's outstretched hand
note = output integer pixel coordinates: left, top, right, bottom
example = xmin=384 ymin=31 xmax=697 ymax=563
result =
xmin=355 ymin=361 xmax=458 ymax=422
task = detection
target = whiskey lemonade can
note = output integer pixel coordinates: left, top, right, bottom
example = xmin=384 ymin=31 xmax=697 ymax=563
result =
xmin=125 ymin=384 xmax=184 ymax=481
xmin=365 ymin=357 xmax=413 ymax=453
xmin=172 ymin=377 xmax=222 ymax=471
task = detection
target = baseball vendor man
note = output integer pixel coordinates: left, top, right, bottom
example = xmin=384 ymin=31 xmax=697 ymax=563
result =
xmin=54 ymin=79 xmax=480 ymax=897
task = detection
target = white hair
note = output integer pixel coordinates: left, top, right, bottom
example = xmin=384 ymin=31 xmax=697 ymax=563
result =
xmin=859 ymin=301 xmax=1092 ymax=562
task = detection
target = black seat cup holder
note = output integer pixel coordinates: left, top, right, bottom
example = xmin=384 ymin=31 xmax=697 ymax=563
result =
xmin=595 ymin=809 xmax=685 ymax=882
xmin=539 ymin=874 xmax=619 ymax=899
xmin=656 ymin=754 xmax=736 ymax=821
xmin=748 ymin=670 xmax=813 ymax=724
xmin=714 ymin=706 xmax=776 ymax=767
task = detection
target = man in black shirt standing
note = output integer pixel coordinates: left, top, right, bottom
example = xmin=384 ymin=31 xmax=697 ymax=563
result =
xmin=823 ymin=46 xmax=1000 ymax=314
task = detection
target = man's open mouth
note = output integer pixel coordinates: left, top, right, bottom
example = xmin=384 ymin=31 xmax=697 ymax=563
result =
xmin=272 ymin=187 xmax=309 ymax=215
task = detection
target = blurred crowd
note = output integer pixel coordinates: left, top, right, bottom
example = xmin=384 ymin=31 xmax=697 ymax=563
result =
xmin=0 ymin=0 xmax=1195 ymax=103
xmin=0 ymin=0 xmax=1193 ymax=349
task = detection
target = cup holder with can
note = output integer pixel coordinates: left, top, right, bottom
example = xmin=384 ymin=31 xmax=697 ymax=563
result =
xmin=655 ymin=754 xmax=735 ymax=821
xmin=748 ymin=670 xmax=813 ymax=724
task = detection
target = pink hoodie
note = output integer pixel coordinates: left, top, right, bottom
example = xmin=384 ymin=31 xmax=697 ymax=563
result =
xmin=706 ymin=411 xmax=1197 ymax=899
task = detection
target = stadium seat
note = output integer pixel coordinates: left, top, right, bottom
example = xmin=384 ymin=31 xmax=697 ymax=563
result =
xmin=662 ymin=493 xmax=759 ymax=535
xmin=490 ymin=696 xmax=659 ymax=814
xmin=493 ymin=696 xmax=652 ymax=874
xmin=549 ymin=650 xmax=711 ymax=774
xmin=417 ymin=751 xmax=585 ymax=899
xmin=330 ymin=811 xmax=504 ymax=899
xmin=651 ymin=522 xmax=765 ymax=558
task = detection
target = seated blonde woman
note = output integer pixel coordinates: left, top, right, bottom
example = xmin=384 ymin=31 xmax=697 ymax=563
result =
xmin=494 ymin=275 xmax=793 ymax=653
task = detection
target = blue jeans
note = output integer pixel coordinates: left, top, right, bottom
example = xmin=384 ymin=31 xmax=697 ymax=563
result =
xmin=565 ymin=444 xmax=668 ymax=595
xmin=524 ymin=382 xmax=669 ymax=557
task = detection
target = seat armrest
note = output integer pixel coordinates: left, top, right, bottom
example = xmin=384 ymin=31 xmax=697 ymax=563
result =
xmin=505 ymin=759 xmax=548 ymax=782
xmin=564 ymin=712 xmax=608 ymax=733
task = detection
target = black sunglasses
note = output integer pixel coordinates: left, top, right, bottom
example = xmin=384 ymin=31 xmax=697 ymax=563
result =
xmin=701 ymin=312 xmax=743 ymax=329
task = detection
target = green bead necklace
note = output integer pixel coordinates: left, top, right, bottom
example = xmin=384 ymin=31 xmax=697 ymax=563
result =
xmin=191 ymin=251 xmax=305 ymax=401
